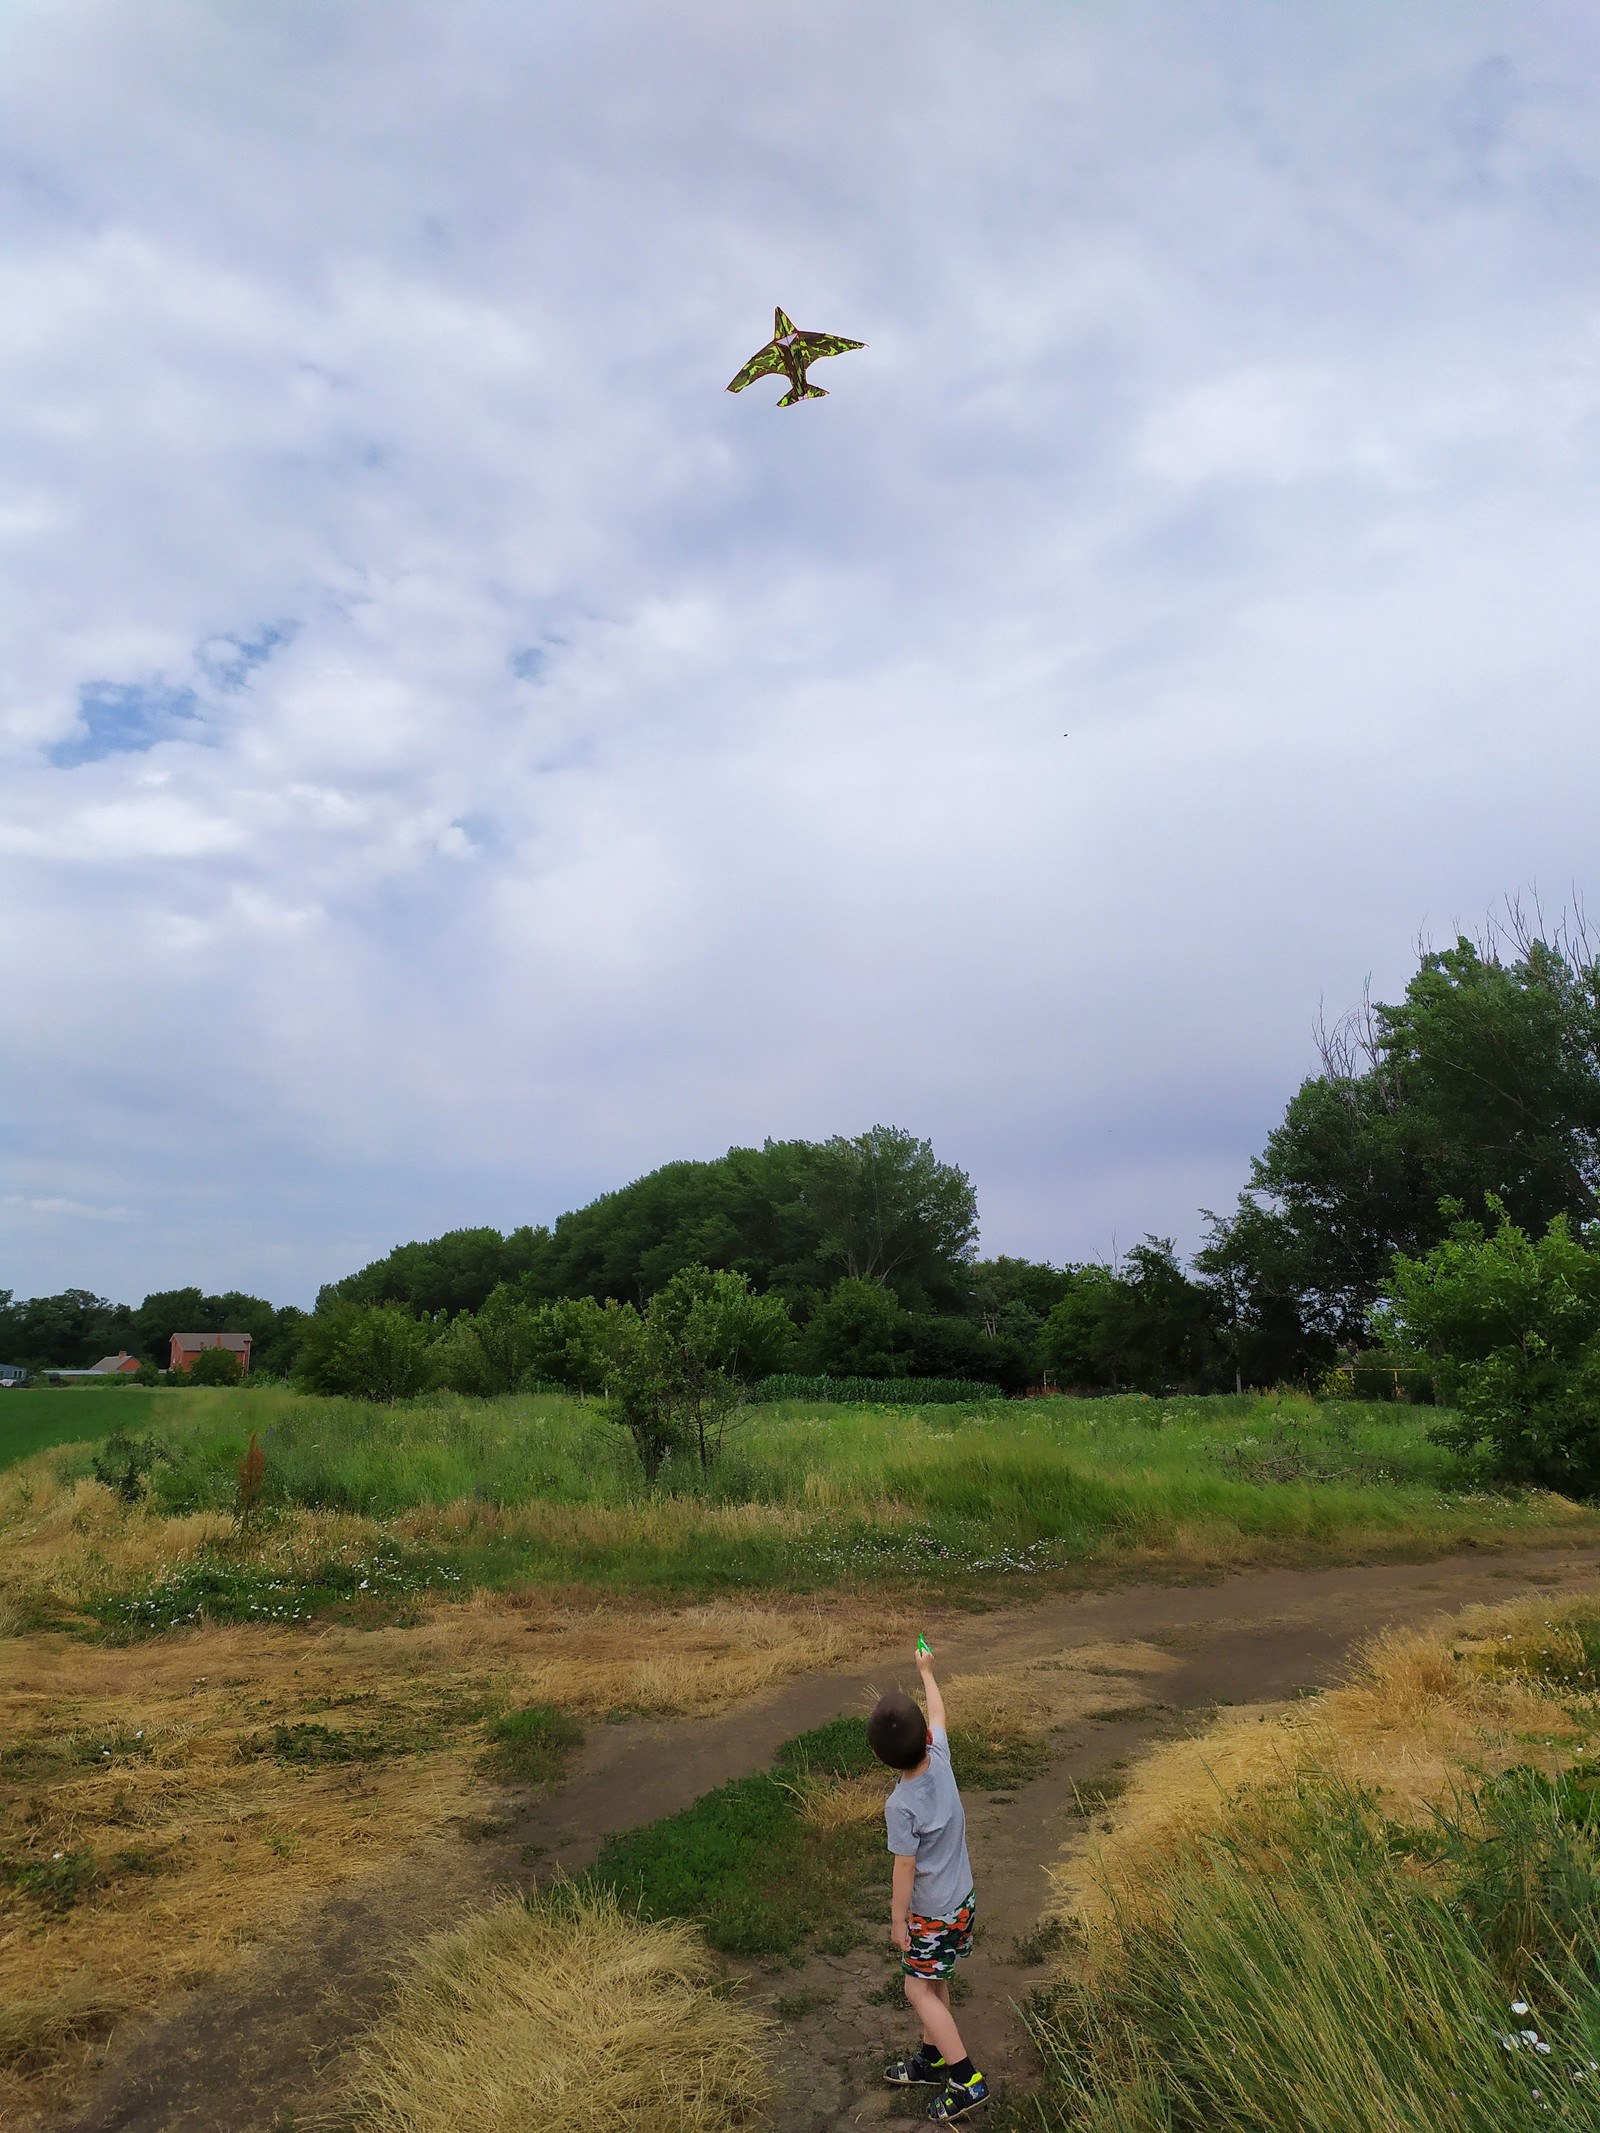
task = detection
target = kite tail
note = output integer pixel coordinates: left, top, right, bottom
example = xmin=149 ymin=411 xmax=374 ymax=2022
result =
xmin=777 ymin=382 xmax=829 ymax=407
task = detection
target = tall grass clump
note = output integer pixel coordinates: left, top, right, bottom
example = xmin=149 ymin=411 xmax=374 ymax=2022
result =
xmin=1036 ymin=1779 xmax=1600 ymax=2130
xmin=339 ymin=1885 xmax=773 ymax=2133
xmin=1032 ymin=1590 xmax=1600 ymax=2132
xmin=143 ymin=1389 xmax=640 ymax=1516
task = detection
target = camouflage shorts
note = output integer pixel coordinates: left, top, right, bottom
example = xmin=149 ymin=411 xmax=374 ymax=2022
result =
xmin=901 ymin=1891 xmax=976 ymax=1979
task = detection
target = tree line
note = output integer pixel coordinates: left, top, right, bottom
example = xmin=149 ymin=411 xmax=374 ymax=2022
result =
xmin=8 ymin=907 xmax=1600 ymax=1482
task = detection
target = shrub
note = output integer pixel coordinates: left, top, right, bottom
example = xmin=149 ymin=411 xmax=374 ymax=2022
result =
xmin=606 ymin=1264 xmax=795 ymax=1475
xmin=90 ymin=1430 xmax=168 ymax=1504
xmin=1386 ymin=1205 xmax=1600 ymax=1494
xmin=186 ymin=1345 xmax=243 ymax=1387
xmin=295 ymin=1301 xmax=437 ymax=1402
xmin=802 ymin=1277 xmax=907 ymax=1377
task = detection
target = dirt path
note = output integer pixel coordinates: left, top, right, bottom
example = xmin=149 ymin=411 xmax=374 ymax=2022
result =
xmin=45 ymin=1541 xmax=1600 ymax=2133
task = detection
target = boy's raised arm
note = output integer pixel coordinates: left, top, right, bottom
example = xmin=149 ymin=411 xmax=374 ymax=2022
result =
xmin=916 ymin=1641 xmax=946 ymax=1734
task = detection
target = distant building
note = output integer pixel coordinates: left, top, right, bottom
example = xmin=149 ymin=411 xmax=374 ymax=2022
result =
xmin=169 ymin=1331 xmax=252 ymax=1374
xmin=39 ymin=1354 xmax=142 ymax=1381
xmin=0 ymin=1364 xmax=28 ymax=1388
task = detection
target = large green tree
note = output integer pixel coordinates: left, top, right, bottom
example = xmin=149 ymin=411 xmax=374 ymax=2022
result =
xmin=1040 ymin=1243 xmax=1223 ymax=1394
xmin=0 ymin=1289 xmax=134 ymax=1371
xmin=1213 ymin=921 xmax=1600 ymax=1343
xmin=323 ymin=1226 xmax=549 ymax=1317
xmin=325 ymin=1127 xmax=978 ymax=1319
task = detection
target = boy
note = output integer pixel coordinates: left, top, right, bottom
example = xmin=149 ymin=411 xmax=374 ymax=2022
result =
xmin=866 ymin=1641 xmax=989 ymax=2121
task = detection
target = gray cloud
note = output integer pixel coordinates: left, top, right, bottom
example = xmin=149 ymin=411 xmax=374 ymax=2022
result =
xmin=3 ymin=0 xmax=1599 ymax=1302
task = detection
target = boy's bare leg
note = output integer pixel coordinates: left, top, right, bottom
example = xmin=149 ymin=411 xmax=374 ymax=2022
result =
xmin=904 ymin=1974 xmax=967 ymax=2064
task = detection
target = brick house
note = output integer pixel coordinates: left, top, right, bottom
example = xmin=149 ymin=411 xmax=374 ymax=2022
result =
xmin=90 ymin=1352 xmax=141 ymax=1375
xmin=169 ymin=1331 xmax=252 ymax=1374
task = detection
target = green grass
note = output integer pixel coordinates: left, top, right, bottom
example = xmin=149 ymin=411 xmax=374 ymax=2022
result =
xmin=1029 ymin=1772 xmax=1600 ymax=2131
xmin=0 ymin=1386 xmax=170 ymax=1470
xmin=481 ymin=1702 xmax=585 ymax=1786
xmin=13 ymin=1384 xmax=1593 ymax=1630
xmin=583 ymin=1717 xmax=886 ymax=1957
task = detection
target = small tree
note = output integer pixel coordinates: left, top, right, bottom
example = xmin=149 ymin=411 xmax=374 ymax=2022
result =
xmin=1386 ymin=1204 xmax=1600 ymax=1495
xmin=606 ymin=1265 xmax=794 ymax=1477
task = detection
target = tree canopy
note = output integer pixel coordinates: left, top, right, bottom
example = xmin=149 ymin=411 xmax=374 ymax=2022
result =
xmin=324 ymin=1126 xmax=978 ymax=1319
xmin=1204 ymin=920 xmax=1600 ymax=1353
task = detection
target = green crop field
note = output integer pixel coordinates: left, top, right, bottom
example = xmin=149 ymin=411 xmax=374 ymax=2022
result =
xmin=0 ymin=1386 xmax=172 ymax=1470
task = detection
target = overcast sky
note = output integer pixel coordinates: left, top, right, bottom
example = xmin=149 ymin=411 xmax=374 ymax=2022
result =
xmin=3 ymin=0 xmax=1598 ymax=1308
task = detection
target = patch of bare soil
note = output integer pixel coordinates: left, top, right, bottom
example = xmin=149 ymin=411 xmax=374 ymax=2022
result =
xmin=34 ymin=1541 xmax=1600 ymax=2133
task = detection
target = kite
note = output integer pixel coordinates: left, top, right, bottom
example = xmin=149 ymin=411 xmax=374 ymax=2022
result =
xmin=726 ymin=306 xmax=865 ymax=407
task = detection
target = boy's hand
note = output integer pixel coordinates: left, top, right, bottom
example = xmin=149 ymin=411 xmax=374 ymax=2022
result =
xmin=915 ymin=1639 xmax=933 ymax=1671
xmin=890 ymin=1918 xmax=910 ymax=1952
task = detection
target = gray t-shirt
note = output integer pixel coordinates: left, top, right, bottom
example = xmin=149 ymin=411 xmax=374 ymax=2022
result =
xmin=885 ymin=1725 xmax=973 ymax=1921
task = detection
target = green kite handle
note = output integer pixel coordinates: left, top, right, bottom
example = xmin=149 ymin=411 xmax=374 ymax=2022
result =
xmin=916 ymin=1635 xmax=931 ymax=1657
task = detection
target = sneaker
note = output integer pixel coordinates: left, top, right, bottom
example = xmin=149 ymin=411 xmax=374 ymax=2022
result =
xmin=884 ymin=2047 xmax=947 ymax=2086
xmin=928 ymin=2072 xmax=990 ymax=2121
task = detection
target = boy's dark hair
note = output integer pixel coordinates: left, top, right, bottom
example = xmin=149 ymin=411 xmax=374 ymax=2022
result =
xmin=867 ymin=1689 xmax=928 ymax=1771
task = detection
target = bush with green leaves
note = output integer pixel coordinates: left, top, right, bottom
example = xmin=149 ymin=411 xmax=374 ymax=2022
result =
xmin=429 ymin=1286 xmax=638 ymax=1397
xmin=90 ymin=1430 xmax=168 ymax=1503
xmin=295 ymin=1300 xmax=437 ymax=1403
xmin=606 ymin=1262 xmax=795 ymax=1476
xmin=184 ymin=1345 xmax=244 ymax=1387
xmin=1386 ymin=1204 xmax=1600 ymax=1495
xmin=802 ymin=1275 xmax=907 ymax=1377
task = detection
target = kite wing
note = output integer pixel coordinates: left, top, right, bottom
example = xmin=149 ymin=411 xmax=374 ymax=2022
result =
xmin=792 ymin=332 xmax=866 ymax=361
xmin=726 ymin=341 xmax=787 ymax=394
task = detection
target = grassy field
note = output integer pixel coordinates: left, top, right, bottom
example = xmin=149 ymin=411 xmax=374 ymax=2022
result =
xmin=1034 ymin=1589 xmax=1600 ymax=2131
xmin=0 ymin=1385 xmax=167 ymax=1468
xmin=5 ymin=1376 xmax=1597 ymax=2127
xmin=0 ymin=1384 xmax=1590 ymax=1635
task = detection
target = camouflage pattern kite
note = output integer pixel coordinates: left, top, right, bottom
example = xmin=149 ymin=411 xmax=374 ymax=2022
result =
xmin=726 ymin=307 xmax=866 ymax=407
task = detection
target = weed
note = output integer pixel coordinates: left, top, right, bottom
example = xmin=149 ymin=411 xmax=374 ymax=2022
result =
xmin=11 ymin=1385 xmax=1585 ymax=1634
xmin=1011 ymin=1916 xmax=1075 ymax=1965
xmin=1032 ymin=1591 xmax=1600 ymax=2132
xmin=89 ymin=1432 xmax=168 ymax=1505
xmin=256 ymin=1720 xmax=387 ymax=1765
xmin=772 ymin=1989 xmax=833 ymax=2022
xmin=0 ymin=1846 xmax=97 ymax=1913
xmin=481 ymin=1702 xmax=584 ymax=1786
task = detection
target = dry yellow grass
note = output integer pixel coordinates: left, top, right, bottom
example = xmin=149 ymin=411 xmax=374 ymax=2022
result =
xmin=792 ymin=1768 xmax=894 ymax=1831
xmin=1045 ymin=1583 xmax=1600 ymax=1941
xmin=0 ymin=1590 xmax=893 ymax=2121
xmin=337 ymin=1888 xmax=774 ymax=2133
xmin=944 ymin=1638 xmax=1175 ymax=1745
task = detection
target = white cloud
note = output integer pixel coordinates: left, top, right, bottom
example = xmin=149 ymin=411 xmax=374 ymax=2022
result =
xmin=2 ymin=0 xmax=1599 ymax=1303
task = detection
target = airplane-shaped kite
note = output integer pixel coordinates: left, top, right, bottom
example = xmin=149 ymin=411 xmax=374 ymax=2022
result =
xmin=726 ymin=307 xmax=865 ymax=407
